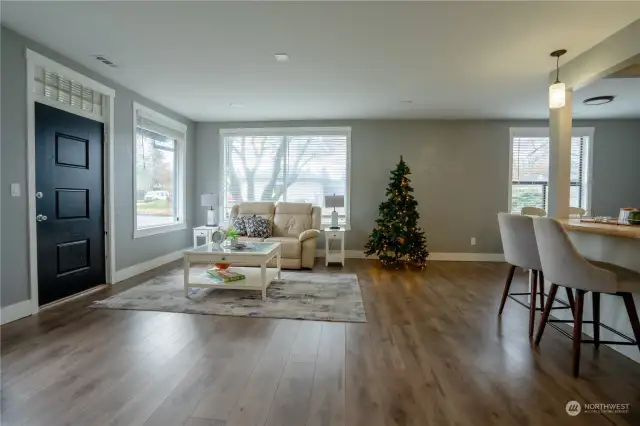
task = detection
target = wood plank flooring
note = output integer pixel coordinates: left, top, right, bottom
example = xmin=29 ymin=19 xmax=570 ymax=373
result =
xmin=2 ymin=260 xmax=640 ymax=426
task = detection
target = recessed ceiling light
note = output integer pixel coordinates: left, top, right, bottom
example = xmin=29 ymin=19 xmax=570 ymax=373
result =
xmin=229 ymin=103 xmax=244 ymax=108
xmin=274 ymin=53 xmax=290 ymax=62
xmin=583 ymin=95 xmax=615 ymax=105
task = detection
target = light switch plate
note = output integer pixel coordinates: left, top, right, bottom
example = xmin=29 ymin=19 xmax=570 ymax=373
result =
xmin=11 ymin=183 xmax=21 ymax=197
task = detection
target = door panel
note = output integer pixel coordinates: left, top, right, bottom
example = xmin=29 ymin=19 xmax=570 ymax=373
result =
xmin=35 ymin=103 xmax=105 ymax=305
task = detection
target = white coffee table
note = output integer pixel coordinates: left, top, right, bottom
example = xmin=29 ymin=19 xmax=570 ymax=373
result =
xmin=183 ymin=242 xmax=281 ymax=300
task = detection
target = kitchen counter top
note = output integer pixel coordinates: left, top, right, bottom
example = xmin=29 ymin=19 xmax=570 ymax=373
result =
xmin=558 ymin=218 xmax=640 ymax=239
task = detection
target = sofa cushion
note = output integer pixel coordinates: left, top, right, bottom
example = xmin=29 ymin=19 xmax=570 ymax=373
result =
xmin=273 ymin=203 xmax=313 ymax=237
xmin=231 ymin=217 xmax=247 ymax=236
xmin=233 ymin=202 xmax=275 ymax=235
xmin=265 ymin=237 xmax=301 ymax=259
xmin=245 ymin=215 xmax=271 ymax=238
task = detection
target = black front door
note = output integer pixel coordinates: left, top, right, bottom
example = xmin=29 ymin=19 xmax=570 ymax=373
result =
xmin=35 ymin=102 xmax=105 ymax=305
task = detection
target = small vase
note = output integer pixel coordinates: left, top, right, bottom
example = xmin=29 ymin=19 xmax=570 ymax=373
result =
xmin=228 ymin=237 xmax=238 ymax=247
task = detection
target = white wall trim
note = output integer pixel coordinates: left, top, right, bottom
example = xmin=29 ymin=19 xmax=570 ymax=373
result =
xmin=32 ymin=94 xmax=105 ymax=123
xmin=26 ymin=49 xmax=116 ymax=97
xmin=219 ymin=126 xmax=351 ymax=137
xmin=133 ymin=223 xmax=187 ymax=239
xmin=583 ymin=127 xmax=595 ymax=216
xmin=507 ymin=126 xmax=595 ymax=214
xmin=26 ymin=48 xmax=116 ymax=314
xmin=218 ymin=127 xmax=352 ymax=228
xmin=1 ymin=300 xmax=33 ymax=325
xmin=132 ymin=102 xmax=188 ymax=238
xmin=114 ymin=247 xmax=188 ymax=283
xmin=427 ymin=252 xmax=505 ymax=262
xmin=315 ymin=250 xmax=504 ymax=262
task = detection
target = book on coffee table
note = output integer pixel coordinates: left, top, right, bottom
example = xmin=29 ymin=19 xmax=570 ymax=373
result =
xmin=206 ymin=268 xmax=245 ymax=283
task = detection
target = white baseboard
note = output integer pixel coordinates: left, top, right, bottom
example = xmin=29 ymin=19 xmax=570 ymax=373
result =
xmin=316 ymin=250 xmax=504 ymax=262
xmin=428 ymin=253 xmax=505 ymax=262
xmin=1 ymin=300 xmax=33 ymax=325
xmin=114 ymin=248 xmax=189 ymax=283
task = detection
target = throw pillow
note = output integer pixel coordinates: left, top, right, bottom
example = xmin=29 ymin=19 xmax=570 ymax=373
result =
xmin=231 ymin=217 xmax=247 ymax=236
xmin=245 ymin=215 xmax=271 ymax=238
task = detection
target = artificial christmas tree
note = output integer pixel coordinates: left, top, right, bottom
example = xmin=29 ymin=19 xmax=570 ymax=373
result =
xmin=364 ymin=156 xmax=429 ymax=268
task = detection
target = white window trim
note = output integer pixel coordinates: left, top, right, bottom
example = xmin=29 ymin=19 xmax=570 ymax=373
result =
xmin=507 ymin=127 xmax=594 ymax=214
xmin=218 ymin=127 xmax=352 ymax=229
xmin=132 ymin=102 xmax=188 ymax=238
xmin=25 ymin=49 xmax=116 ymax=315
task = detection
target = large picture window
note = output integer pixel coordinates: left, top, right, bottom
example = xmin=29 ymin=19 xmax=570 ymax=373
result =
xmin=220 ymin=127 xmax=350 ymax=226
xmin=509 ymin=128 xmax=593 ymax=214
xmin=133 ymin=103 xmax=187 ymax=237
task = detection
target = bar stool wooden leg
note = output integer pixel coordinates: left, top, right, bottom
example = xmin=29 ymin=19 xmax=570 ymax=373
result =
xmin=621 ymin=293 xmax=640 ymax=353
xmin=592 ymin=292 xmax=600 ymax=349
xmin=538 ymin=271 xmax=545 ymax=310
xmin=535 ymin=284 xmax=558 ymax=345
xmin=498 ymin=265 xmax=516 ymax=315
xmin=529 ymin=270 xmax=538 ymax=338
xmin=572 ymin=290 xmax=586 ymax=377
xmin=565 ymin=288 xmax=576 ymax=316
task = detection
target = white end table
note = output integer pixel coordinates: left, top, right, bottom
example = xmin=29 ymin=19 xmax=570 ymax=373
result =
xmin=324 ymin=227 xmax=346 ymax=266
xmin=193 ymin=225 xmax=219 ymax=247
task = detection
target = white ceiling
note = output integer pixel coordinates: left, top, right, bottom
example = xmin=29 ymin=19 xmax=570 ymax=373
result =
xmin=574 ymin=77 xmax=640 ymax=119
xmin=2 ymin=1 xmax=640 ymax=121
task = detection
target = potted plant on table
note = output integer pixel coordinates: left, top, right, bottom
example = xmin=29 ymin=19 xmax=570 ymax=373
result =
xmin=224 ymin=227 xmax=241 ymax=246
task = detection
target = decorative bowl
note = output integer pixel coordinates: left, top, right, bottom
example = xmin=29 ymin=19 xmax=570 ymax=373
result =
xmin=214 ymin=263 xmax=231 ymax=270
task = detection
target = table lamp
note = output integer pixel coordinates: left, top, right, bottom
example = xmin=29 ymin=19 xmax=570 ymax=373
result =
xmin=324 ymin=194 xmax=344 ymax=229
xmin=200 ymin=193 xmax=218 ymax=226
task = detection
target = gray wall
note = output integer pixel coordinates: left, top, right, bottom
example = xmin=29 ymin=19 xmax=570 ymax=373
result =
xmin=588 ymin=120 xmax=640 ymax=216
xmin=1 ymin=27 xmax=196 ymax=307
xmin=196 ymin=119 xmax=639 ymax=252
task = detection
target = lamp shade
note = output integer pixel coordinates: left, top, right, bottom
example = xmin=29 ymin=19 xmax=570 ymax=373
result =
xmin=324 ymin=195 xmax=344 ymax=208
xmin=200 ymin=193 xmax=218 ymax=208
xmin=549 ymin=82 xmax=566 ymax=109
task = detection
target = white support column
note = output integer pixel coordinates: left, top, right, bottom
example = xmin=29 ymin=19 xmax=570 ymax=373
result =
xmin=547 ymin=89 xmax=573 ymax=218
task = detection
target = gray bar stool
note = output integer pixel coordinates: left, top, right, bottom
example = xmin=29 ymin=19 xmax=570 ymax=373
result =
xmin=533 ymin=217 xmax=640 ymax=377
xmin=497 ymin=213 xmax=574 ymax=337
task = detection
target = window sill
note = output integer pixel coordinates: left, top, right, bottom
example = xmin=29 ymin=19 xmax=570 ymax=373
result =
xmin=134 ymin=222 xmax=186 ymax=239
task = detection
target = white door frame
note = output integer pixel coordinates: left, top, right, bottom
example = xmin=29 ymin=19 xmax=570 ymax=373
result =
xmin=25 ymin=49 xmax=116 ymax=314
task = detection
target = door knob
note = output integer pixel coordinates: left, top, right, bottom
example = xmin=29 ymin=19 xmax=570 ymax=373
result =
xmin=36 ymin=214 xmax=48 ymax=222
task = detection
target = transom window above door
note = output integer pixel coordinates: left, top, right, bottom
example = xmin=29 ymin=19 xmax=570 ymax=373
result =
xmin=220 ymin=127 xmax=351 ymax=227
xmin=509 ymin=127 xmax=593 ymax=214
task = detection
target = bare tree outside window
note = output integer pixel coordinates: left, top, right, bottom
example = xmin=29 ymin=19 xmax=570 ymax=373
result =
xmin=222 ymin=132 xmax=349 ymax=223
xmin=511 ymin=135 xmax=589 ymax=213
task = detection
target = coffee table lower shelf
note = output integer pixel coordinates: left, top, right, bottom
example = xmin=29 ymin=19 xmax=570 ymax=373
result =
xmin=185 ymin=267 xmax=280 ymax=300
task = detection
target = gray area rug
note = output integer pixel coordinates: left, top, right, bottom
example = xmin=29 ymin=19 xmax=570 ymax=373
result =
xmin=92 ymin=267 xmax=366 ymax=323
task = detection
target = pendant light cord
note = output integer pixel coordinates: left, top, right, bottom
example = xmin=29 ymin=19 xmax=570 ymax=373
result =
xmin=555 ymin=55 xmax=560 ymax=83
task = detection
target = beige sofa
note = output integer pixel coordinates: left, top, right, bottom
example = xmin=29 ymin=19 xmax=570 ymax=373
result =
xmin=231 ymin=202 xmax=321 ymax=269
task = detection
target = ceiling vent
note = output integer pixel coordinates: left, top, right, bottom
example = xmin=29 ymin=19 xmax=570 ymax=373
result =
xmin=92 ymin=55 xmax=118 ymax=68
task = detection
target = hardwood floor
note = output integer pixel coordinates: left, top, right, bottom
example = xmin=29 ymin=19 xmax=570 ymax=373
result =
xmin=2 ymin=260 xmax=640 ymax=426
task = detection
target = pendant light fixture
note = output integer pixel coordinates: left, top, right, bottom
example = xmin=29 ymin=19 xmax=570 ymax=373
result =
xmin=549 ymin=49 xmax=567 ymax=109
